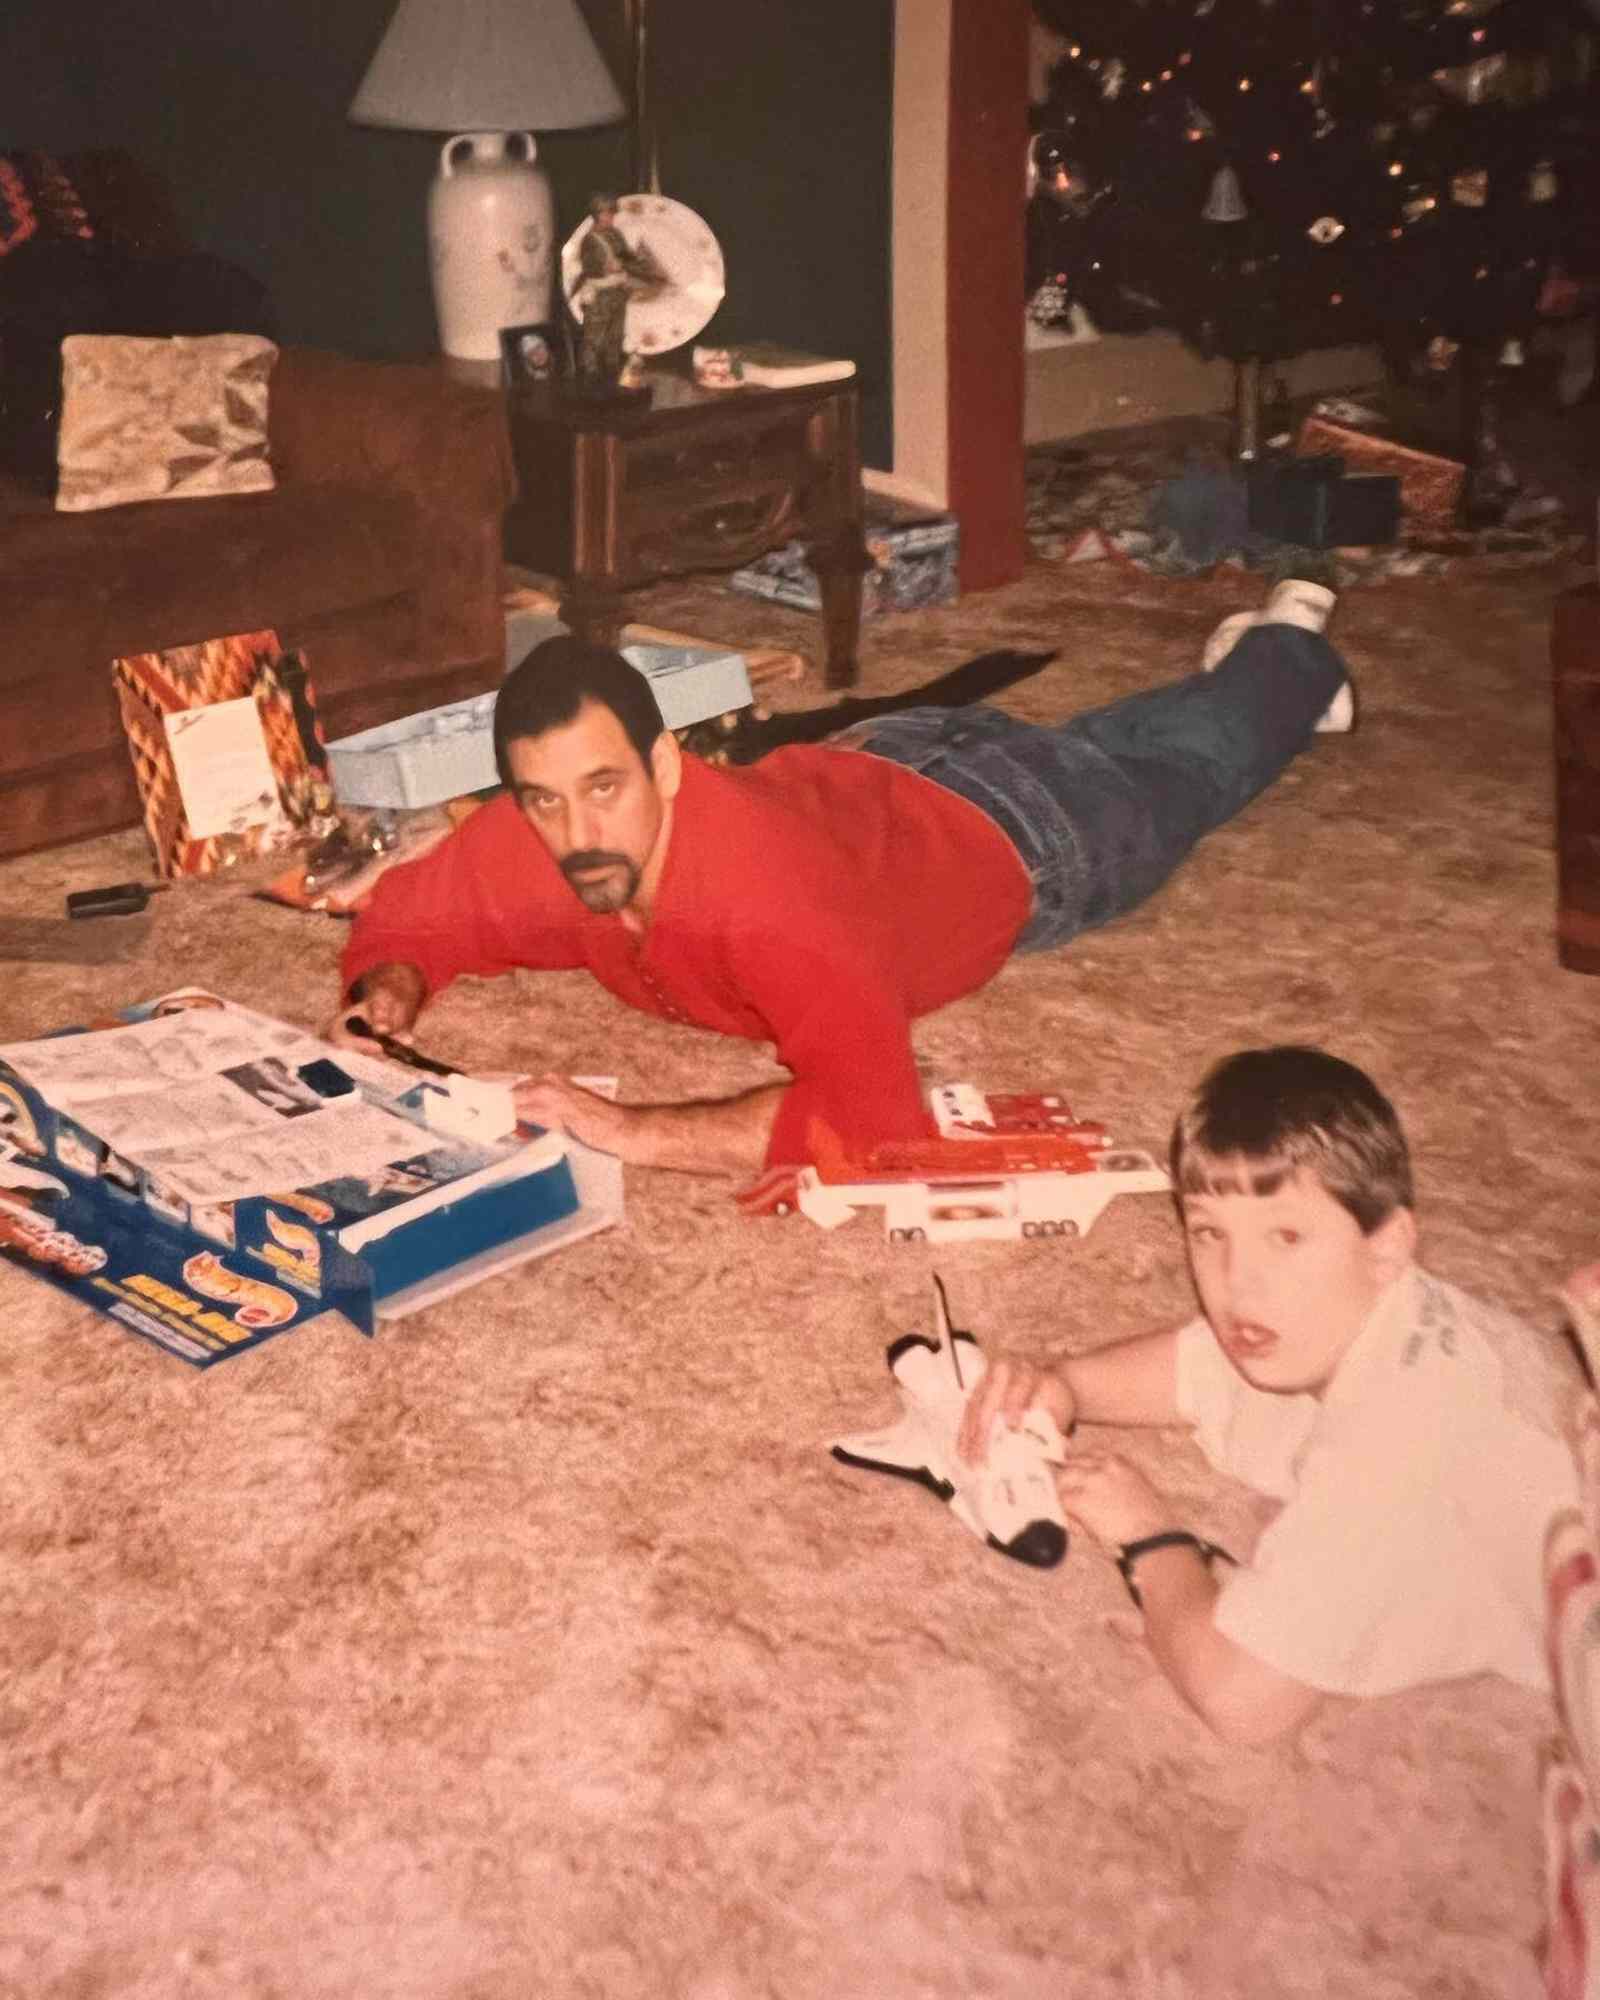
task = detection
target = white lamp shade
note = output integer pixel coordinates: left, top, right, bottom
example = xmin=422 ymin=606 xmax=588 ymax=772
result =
xmin=350 ymin=0 xmax=626 ymax=134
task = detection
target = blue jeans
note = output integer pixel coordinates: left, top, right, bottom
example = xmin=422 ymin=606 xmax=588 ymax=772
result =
xmin=855 ymin=624 xmax=1346 ymax=952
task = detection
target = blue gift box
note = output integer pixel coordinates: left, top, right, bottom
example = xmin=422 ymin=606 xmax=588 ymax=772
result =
xmin=729 ymin=498 xmax=960 ymax=617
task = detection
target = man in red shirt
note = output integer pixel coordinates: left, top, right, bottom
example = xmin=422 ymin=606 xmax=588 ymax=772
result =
xmin=335 ymin=588 xmax=1347 ymax=1177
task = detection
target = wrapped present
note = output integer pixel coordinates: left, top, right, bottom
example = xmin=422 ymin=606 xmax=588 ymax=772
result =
xmin=1247 ymin=454 xmax=1401 ymax=549
xmin=1295 ymin=414 xmax=1464 ymax=533
xmin=730 ymin=496 xmax=960 ymax=618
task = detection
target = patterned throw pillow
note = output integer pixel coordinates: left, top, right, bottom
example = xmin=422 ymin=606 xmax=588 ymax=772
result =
xmin=55 ymin=331 xmax=277 ymax=512
xmin=0 ymin=151 xmax=95 ymax=259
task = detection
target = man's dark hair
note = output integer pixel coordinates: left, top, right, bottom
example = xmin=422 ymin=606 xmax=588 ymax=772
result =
xmin=1171 ymin=1045 xmax=1414 ymax=1235
xmin=494 ymin=636 xmax=666 ymax=783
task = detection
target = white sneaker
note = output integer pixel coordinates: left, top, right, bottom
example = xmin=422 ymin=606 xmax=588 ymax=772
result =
xmin=1200 ymin=609 xmax=1258 ymax=673
xmin=1201 ymin=579 xmax=1353 ymax=733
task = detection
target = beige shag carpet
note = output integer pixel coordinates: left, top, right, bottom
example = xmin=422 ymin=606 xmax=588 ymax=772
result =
xmin=3 ymin=544 xmax=1597 ymax=2000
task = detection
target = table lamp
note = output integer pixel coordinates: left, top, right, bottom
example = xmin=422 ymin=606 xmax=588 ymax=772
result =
xmin=350 ymin=0 xmax=626 ymax=361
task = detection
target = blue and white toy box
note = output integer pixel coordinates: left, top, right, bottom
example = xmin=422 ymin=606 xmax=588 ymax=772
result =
xmin=0 ymin=990 xmax=612 ymax=1367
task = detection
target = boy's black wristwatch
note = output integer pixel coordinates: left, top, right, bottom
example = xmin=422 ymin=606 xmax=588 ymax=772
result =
xmin=1115 ymin=1530 xmax=1237 ymax=1610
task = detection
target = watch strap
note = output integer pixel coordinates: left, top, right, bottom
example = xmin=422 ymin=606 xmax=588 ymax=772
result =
xmin=1115 ymin=1529 xmax=1237 ymax=1610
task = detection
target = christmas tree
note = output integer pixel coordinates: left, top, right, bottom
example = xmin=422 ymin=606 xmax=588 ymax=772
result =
xmin=1027 ymin=0 xmax=1598 ymax=433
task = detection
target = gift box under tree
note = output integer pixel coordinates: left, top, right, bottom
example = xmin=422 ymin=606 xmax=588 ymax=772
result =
xmin=1246 ymin=453 xmax=1401 ymax=549
xmin=1294 ymin=415 xmax=1465 ymax=534
xmin=730 ymin=496 xmax=959 ymax=618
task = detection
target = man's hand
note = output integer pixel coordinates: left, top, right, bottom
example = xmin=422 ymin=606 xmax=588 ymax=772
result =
xmin=957 ymin=1358 xmax=1076 ymax=1466
xmin=1052 ymin=1450 xmax=1173 ymax=1551
xmin=325 ymin=961 xmax=427 ymax=1050
xmin=514 ymin=1075 xmax=633 ymax=1157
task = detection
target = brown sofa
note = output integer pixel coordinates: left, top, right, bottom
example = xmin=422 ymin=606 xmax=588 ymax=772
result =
xmin=0 ymin=153 xmax=514 ymax=861
xmin=0 ymin=348 xmax=513 ymax=861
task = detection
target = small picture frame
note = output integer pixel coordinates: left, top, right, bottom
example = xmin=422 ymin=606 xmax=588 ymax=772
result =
xmin=500 ymin=320 xmax=562 ymax=386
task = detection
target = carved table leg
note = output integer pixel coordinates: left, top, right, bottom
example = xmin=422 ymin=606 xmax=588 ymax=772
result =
xmin=559 ymin=583 xmax=631 ymax=654
xmin=807 ymin=525 xmax=871 ymax=691
xmin=1554 ymin=588 xmax=1600 ymax=975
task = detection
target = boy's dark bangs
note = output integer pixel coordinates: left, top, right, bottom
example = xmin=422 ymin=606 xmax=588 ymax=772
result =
xmin=1175 ymin=1147 xmax=1297 ymax=1203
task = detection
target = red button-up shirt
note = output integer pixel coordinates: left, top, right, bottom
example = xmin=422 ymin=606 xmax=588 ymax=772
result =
xmin=341 ymin=747 xmax=1031 ymax=1164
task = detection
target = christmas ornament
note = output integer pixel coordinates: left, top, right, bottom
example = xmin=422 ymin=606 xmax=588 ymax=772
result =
xmin=1028 ymin=133 xmax=1101 ymax=217
xmin=1539 ymin=270 xmax=1584 ymax=317
xmin=1027 ymin=276 xmax=1076 ymax=330
xmin=1202 ymin=164 xmax=1249 ymax=223
xmin=1433 ymin=53 xmax=1508 ymax=104
xmin=1450 ymin=167 xmax=1489 ymax=208
xmin=1307 ymin=215 xmax=1346 ymax=245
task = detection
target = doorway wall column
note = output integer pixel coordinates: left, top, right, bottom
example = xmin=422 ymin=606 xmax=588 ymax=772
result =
xmin=890 ymin=0 xmax=1028 ymax=591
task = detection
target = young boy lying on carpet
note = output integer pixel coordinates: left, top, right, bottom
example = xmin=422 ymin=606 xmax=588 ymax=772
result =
xmin=957 ymin=1045 xmax=1581 ymax=1745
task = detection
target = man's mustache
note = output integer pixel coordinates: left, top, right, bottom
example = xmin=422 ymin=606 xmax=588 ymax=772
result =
xmin=561 ymin=849 xmax=631 ymax=880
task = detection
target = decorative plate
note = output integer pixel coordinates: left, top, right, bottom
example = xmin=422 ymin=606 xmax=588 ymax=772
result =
xmin=560 ymin=194 xmax=725 ymax=359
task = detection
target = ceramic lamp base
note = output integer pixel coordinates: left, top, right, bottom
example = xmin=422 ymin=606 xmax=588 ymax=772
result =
xmin=427 ymin=131 xmax=554 ymax=362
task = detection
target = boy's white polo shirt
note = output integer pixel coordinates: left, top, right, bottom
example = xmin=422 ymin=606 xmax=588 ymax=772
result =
xmin=1175 ymin=1264 xmax=1581 ymax=1697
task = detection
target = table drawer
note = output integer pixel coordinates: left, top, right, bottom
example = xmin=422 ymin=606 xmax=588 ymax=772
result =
xmin=622 ymin=481 xmax=807 ymax=580
xmin=620 ymin=408 xmax=812 ymax=497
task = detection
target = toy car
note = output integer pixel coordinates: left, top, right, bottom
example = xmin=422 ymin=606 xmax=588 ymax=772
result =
xmin=736 ymin=1083 xmax=1170 ymax=1243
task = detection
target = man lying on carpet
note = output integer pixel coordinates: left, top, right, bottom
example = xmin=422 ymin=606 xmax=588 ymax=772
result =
xmin=330 ymin=580 xmax=1350 ymax=1174
xmin=957 ymin=1045 xmax=1581 ymax=1745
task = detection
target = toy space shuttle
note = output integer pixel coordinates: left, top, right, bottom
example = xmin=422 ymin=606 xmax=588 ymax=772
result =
xmin=831 ymin=1274 xmax=1072 ymax=1567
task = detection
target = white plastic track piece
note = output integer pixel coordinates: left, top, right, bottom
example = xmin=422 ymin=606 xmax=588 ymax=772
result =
xmin=412 ymin=1075 xmax=519 ymax=1144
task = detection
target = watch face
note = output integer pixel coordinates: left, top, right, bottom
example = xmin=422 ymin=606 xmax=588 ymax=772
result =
xmin=561 ymin=194 xmax=725 ymax=359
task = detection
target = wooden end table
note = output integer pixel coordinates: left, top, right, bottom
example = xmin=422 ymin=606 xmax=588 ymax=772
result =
xmin=501 ymin=367 xmax=869 ymax=690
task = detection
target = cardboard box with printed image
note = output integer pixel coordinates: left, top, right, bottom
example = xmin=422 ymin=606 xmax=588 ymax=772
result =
xmin=0 ymin=990 xmax=618 ymax=1367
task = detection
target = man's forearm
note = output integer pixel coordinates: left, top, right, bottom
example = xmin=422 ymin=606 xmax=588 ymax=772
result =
xmin=515 ymin=1074 xmax=787 ymax=1177
xmin=612 ymin=1084 xmax=788 ymax=1176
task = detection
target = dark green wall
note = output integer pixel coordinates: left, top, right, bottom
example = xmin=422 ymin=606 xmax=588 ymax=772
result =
xmin=1 ymin=0 xmax=893 ymax=464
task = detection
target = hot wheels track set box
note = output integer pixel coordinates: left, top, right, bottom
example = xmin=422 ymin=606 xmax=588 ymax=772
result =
xmin=0 ymin=989 xmax=598 ymax=1368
